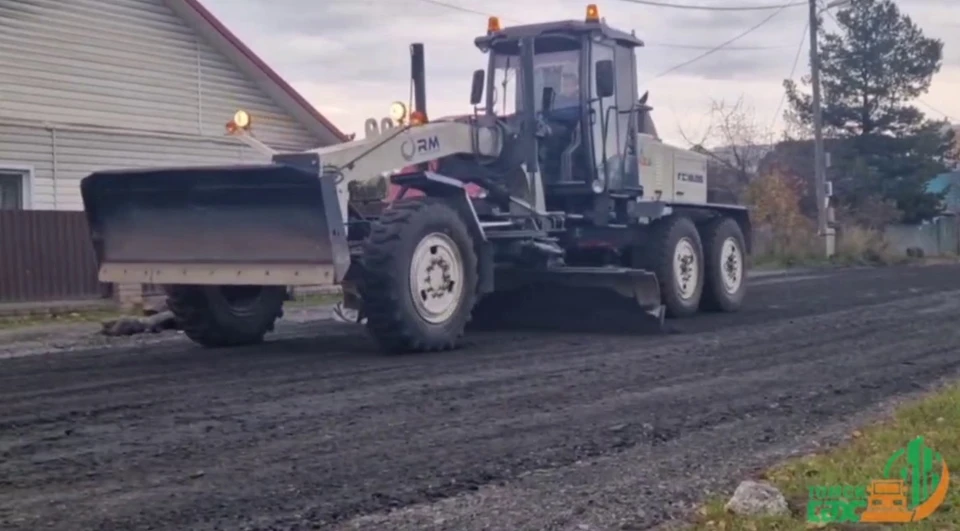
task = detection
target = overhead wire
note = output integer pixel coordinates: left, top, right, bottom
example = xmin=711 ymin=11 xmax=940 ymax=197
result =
xmin=415 ymin=0 xmax=814 ymax=120
xmin=411 ymin=0 xmax=791 ymax=50
xmin=769 ymin=19 xmax=808 ymax=133
xmin=918 ymin=99 xmax=954 ymax=122
xmin=615 ymin=0 xmax=805 ymax=11
xmin=645 ymin=1 xmax=794 ymax=81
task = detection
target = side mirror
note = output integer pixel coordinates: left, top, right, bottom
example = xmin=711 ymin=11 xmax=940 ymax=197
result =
xmin=470 ymin=69 xmax=485 ymax=105
xmin=595 ymin=59 xmax=614 ymax=99
xmin=541 ymin=86 xmax=555 ymax=112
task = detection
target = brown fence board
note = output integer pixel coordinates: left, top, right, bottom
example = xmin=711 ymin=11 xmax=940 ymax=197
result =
xmin=0 ymin=210 xmax=109 ymax=303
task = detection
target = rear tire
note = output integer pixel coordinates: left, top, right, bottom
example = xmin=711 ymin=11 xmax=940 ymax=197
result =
xmin=699 ymin=216 xmax=747 ymax=313
xmin=360 ymin=198 xmax=479 ymax=353
xmin=166 ymin=285 xmax=286 ymax=348
xmin=642 ymin=215 xmax=704 ymax=318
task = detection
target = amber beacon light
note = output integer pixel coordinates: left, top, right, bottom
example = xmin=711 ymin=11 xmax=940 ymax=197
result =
xmin=225 ymin=109 xmax=251 ymax=134
xmin=487 ymin=16 xmax=501 ymax=34
xmin=585 ymin=4 xmax=599 ymax=22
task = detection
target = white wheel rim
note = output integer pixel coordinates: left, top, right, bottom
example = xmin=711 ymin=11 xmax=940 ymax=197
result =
xmin=673 ymin=237 xmax=699 ymax=300
xmin=408 ymin=232 xmax=465 ymax=324
xmin=720 ymin=237 xmax=743 ymax=294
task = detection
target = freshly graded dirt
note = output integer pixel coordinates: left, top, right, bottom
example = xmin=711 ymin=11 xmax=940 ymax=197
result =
xmin=2 ymin=264 xmax=959 ymax=531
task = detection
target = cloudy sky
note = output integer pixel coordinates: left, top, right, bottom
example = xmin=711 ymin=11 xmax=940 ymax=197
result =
xmin=201 ymin=0 xmax=959 ymax=147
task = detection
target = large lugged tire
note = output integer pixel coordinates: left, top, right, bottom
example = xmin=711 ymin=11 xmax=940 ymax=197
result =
xmin=166 ymin=285 xmax=286 ymax=348
xmin=644 ymin=215 xmax=704 ymax=318
xmin=359 ymin=197 xmax=479 ymax=353
xmin=699 ymin=216 xmax=747 ymax=313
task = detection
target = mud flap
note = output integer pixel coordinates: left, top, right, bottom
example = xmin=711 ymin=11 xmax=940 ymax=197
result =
xmin=80 ymin=163 xmax=350 ymax=286
xmin=470 ymin=266 xmax=667 ymax=333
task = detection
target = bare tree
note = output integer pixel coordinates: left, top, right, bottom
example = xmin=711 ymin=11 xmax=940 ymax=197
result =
xmin=678 ymin=96 xmax=775 ymax=196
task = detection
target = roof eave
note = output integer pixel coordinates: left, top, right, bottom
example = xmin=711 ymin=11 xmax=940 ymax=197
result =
xmin=165 ymin=0 xmax=348 ymax=145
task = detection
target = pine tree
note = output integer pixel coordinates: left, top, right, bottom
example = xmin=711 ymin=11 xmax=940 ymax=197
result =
xmin=783 ymin=0 xmax=955 ymax=223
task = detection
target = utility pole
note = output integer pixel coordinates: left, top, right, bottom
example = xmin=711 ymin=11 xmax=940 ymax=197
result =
xmin=808 ymin=0 xmax=834 ymax=257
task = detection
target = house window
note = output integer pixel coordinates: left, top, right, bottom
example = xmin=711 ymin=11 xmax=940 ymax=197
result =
xmin=0 ymin=170 xmax=26 ymax=210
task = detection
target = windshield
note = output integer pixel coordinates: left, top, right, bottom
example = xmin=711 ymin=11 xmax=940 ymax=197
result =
xmin=489 ymin=49 xmax=580 ymax=116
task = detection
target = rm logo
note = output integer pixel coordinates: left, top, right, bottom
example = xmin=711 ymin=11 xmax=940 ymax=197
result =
xmin=400 ymin=135 xmax=441 ymax=161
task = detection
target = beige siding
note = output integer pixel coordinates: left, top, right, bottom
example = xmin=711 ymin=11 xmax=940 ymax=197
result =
xmin=0 ymin=0 xmax=318 ymax=150
xmin=0 ymin=0 xmax=324 ymax=210
xmin=0 ymin=122 xmax=272 ymax=211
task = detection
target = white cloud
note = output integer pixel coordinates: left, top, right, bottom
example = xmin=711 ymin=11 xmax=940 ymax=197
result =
xmin=201 ymin=0 xmax=960 ymax=148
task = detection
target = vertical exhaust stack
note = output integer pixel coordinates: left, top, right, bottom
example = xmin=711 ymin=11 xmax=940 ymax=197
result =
xmin=410 ymin=43 xmax=428 ymax=172
xmin=410 ymin=43 xmax=427 ymax=120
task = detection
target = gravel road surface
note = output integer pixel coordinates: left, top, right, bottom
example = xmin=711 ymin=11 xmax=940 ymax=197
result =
xmin=2 ymin=264 xmax=960 ymax=531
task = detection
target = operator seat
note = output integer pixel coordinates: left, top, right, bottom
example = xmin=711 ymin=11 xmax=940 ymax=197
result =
xmin=542 ymin=81 xmax=584 ymax=183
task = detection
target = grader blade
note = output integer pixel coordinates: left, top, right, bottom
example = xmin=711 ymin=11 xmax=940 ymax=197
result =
xmin=470 ymin=266 xmax=667 ymax=334
xmin=80 ymin=164 xmax=349 ymax=287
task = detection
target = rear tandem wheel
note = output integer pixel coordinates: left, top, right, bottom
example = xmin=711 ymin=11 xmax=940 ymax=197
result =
xmin=699 ymin=216 xmax=747 ymax=312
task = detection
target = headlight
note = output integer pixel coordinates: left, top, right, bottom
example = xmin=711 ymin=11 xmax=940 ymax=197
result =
xmin=233 ymin=109 xmax=251 ymax=129
xmin=389 ymin=101 xmax=407 ymax=122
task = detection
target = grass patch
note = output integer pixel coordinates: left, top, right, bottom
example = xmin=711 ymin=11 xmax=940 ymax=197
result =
xmin=689 ymin=384 xmax=960 ymax=530
xmin=285 ymin=292 xmax=342 ymax=308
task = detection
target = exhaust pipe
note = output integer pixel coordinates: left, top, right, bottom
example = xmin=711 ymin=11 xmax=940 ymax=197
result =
xmin=410 ymin=43 xmax=428 ymax=173
xmin=410 ymin=43 xmax=427 ymax=119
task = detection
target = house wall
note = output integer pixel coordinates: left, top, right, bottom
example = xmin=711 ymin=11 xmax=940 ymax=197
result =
xmin=0 ymin=0 xmax=322 ymax=211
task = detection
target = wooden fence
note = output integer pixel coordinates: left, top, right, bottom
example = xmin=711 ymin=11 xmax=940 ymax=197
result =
xmin=0 ymin=210 xmax=111 ymax=303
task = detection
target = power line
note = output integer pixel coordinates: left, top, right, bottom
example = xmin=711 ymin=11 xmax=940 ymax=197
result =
xmin=412 ymin=0 xmax=794 ymax=50
xmin=615 ymin=0 xmax=804 ymax=11
xmin=648 ymin=42 xmax=793 ymax=50
xmin=769 ymin=19 xmax=808 ymax=133
xmin=646 ymin=1 xmax=793 ymax=81
xmin=414 ymin=0 xmax=490 ymax=17
xmin=918 ymin=98 xmax=954 ymax=122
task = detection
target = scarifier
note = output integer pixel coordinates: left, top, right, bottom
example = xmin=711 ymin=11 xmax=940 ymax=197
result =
xmin=80 ymin=5 xmax=751 ymax=353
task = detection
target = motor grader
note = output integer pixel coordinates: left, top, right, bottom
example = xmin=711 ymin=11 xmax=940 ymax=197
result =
xmin=80 ymin=5 xmax=751 ymax=353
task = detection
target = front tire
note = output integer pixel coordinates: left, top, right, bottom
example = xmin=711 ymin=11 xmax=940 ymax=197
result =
xmin=166 ymin=285 xmax=286 ymax=348
xmin=644 ymin=215 xmax=704 ymax=318
xmin=359 ymin=198 xmax=479 ymax=353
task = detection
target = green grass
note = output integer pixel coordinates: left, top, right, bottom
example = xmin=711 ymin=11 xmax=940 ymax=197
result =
xmin=285 ymin=292 xmax=342 ymax=308
xmin=689 ymin=384 xmax=960 ymax=530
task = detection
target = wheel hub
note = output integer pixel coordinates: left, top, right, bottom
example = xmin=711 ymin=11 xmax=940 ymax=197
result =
xmin=673 ymin=237 xmax=699 ymax=300
xmin=409 ymin=233 xmax=464 ymax=324
xmin=720 ymin=237 xmax=743 ymax=293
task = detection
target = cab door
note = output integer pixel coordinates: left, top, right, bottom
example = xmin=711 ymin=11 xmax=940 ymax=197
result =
xmin=612 ymin=44 xmax=639 ymax=191
xmin=588 ymin=43 xmax=617 ymax=191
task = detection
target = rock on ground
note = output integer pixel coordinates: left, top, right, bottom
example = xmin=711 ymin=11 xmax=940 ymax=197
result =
xmin=724 ymin=480 xmax=789 ymax=517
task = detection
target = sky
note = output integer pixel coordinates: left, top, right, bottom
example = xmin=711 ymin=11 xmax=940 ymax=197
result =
xmin=200 ymin=0 xmax=960 ymax=148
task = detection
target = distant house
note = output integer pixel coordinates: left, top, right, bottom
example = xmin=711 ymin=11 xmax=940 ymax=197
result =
xmin=0 ymin=0 xmax=346 ymax=212
xmin=926 ymin=171 xmax=960 ymax=214
xmin=0 ymin=0 xmax=346 ymax=306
